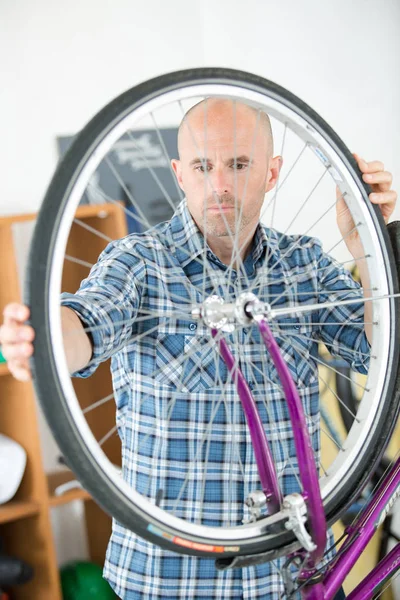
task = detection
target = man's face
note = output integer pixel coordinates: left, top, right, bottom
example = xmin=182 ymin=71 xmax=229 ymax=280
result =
xmin=171 ymin=100 xmax=281 ymax=239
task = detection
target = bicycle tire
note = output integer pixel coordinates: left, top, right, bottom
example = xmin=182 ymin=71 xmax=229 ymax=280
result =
xmin=26 ymin=67 xmax=400 ymax=559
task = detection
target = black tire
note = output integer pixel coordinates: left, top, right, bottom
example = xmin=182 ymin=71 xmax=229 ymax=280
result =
xmin=336 ymin=222 xmax=400 ymax=436
xmin=26 ymin=67 xmax=400 ymax=558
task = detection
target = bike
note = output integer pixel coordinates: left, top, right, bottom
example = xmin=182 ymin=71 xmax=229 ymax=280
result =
xmin=26 ymin=68 xmax=400 ymax=598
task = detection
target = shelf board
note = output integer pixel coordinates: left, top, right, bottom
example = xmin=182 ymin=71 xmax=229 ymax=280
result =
xmin=0 ymin=499 xmax=40 ymax=524
xmin=0 ymin=362 xmax=9 ymax=376
xmin=47 ymin=470 xmax=91 ymax=507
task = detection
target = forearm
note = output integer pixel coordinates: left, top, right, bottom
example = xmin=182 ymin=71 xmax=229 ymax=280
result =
xmin=61 ymin=306 xmax=93 ymax=374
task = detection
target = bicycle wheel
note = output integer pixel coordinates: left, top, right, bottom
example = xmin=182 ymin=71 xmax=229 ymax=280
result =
xmin=26 ymin=68 xmax=400 ymax=560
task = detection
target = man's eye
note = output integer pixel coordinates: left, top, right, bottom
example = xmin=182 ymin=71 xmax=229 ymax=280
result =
xmin=232 ymin=163 xmax=248 ymax=170
xmin=195 ymin=165 xmax=211 ymax=172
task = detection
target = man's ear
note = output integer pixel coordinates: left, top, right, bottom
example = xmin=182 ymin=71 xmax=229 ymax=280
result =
xmin=265 ymin=156 xmax=283 ymax=193
xmin=171 ymin=159 xmax=184 ymax=191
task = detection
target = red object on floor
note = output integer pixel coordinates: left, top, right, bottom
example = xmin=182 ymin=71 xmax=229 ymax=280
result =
xmin=0 ymin=592 xmax=10 ymax=600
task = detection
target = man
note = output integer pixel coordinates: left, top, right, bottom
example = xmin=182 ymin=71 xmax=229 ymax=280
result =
xmin=0 ymin=99 xmax=397 ymax=599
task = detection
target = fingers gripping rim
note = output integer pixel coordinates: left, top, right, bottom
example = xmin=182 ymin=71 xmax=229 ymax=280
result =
xmin=26 ymin=67 xmax=400 ymax=557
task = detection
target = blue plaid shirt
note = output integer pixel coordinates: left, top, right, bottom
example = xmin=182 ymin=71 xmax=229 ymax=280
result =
xmin=61 ymin=200 xmax=369 ymax=599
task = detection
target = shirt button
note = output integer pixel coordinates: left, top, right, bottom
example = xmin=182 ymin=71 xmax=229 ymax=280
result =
xmin=189 ymin=323 xmax=197 ymax=331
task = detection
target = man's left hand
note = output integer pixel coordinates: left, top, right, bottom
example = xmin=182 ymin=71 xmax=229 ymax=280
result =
xmin=336 ymin=154 xmax=397 ymax=253
xmin=354 ymin=153 xmax=397 ymax=224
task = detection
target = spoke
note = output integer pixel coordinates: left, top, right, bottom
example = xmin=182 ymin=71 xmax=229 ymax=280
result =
xmin=318 ymin=368 xmax=359 ymax=423
xmin=260 ymin=329 xmax=355 ymax=469
xmin=275 ymin=328 xmax=372 ymax=361
xmin=177 ymin=99 xmax=252 ymax=292
xmin=196 ymin=339 xmax=246 ymax=526
xmin=135 ymin=333 xmax=223 ymax=460
xmin=64 ymin=242 xmax=202 ymax=307
xmin=224 ymin=104 xmax=263 ymax=295
xmin=320 ymin=461 xmax=328 ymax=477
xmin=277 ymin=168 xmax=328 ymax=243
xmin=270 ymin=291 xmax=398 ymax=321
xmin=228 ymin=327 xmax=239 ymax=524
xmin=251 ymin=196 xmax=339 ymax=299
xmin=270 ymin=558 xmax=289 ymax=598
xmin=273 ymin=334 xmax=362 ymax=473
xmin=260 ymin=141 xmax=307 ymax=225
xmin=308 ymin=253 xmax=369 ymax=281
xmin=230 ymin=99 xmax=239 ymax=294
xmin=126 ymin=129 xmax=178 ymax=212
xmin=320 ymin=423 xmax=342 ymax=451
xmin=170 ymin=366 xmax=234 ymax=517
xmin=262 ymin=126 xmax=288 ymax=287
xmin=239 ymin=337 xmax=305 ymax=494
xmin=252 ymin=288 xmax=373 ymax=300
xmin=287 ymin=336 xmax=369 ymax=393
xmin=65 ymin=255 xmax=94 ymax=269
xmin=89 ymin=165 xmax=223 ymax=303
xmin=246 ymin=335 xmax=303 ymax=495
xmin=98 ymin=423 xmax=118 ymax=447
xmin=215 ymin=338 xmax=246 ymax=474
xmin=276 ymin=142 xmax=308 ymax=195
xmin=340 ymin=448 xmax=400 ymax=529
xmin=269 ymin=122 xmax=287 ymax=232
xmin=73 ymin=217 xmax=113 ymax=243
xmin=137 ymin=334 xmax=224 ymax=501
xmin=87 ymin=183 xmax=202 ymax=297
xmin=201 ymin=98 xmax=209 ymax=301
xmin=196 ymin=390 xmax=216 ymax=524
xmin=83 ymin=392 xmax=114 ymax=414
xmin=71 ymin=321 xmax=163 ymax=373
xmin=150 ymin=111 xmax=185 ymax=202
xmin=292 ymin=552 xmax=311 ymax=592
xmin=143 ymin=331 xmax=218 ymax=391
xmin=62 ymin=308 xmax=190 ymax=343
xmin=275 ymin=320 xmax=373 ymax=327
xmin=120 ymin=274 xmax=197 ymax=306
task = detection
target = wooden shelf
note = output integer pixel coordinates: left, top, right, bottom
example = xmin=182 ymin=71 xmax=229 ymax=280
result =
xmin=0 ymin=499 xmax=39 ymax=524
xmin=0 ymin=362 xmax=9 ymax=376
xmin=47 ymin=470 xmax=91 ymax=507
xmin=0 ymin=204 xmax=126 ymax=599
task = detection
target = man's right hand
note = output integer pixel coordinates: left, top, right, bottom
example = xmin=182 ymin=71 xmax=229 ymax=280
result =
xmin=0 ymin=303 xmax=34 ymax=381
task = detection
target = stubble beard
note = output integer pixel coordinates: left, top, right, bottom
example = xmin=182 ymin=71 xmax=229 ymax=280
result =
xmin=201 ymin=208 xmax=252 ymax=238
xmin=200 ymin=193 xmax=253 ymax=238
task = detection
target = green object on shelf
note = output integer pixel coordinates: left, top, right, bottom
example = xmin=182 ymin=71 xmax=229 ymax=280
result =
xmin=60 ymin=561 xmax=116 ymax=600
xmin=0 ymin=349 xmax=6 ymax=364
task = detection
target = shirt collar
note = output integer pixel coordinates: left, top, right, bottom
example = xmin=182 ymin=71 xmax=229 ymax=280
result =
xmin=167 ymin=200 xmax=205 ymax=268
xmin=251 ymin=221 xmax=280 ymax=265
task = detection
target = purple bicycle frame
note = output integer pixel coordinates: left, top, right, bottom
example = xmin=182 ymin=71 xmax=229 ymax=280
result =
xmin=214 ymin=318 xmax=400 ymax=599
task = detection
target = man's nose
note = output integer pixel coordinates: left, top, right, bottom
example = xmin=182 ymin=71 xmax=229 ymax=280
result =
xmin=209 ymin=169 xmax=232 ymax=196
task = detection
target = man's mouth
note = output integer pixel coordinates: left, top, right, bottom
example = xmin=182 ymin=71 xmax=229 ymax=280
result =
xmin=207 ymin=206 xmax=236 ymax=211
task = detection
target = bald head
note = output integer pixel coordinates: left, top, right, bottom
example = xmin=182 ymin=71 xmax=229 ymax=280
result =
xmin=177 ymin=98 xmax=274 ymax=159
xmin=170 ymin=97 xmax=282 ymax=254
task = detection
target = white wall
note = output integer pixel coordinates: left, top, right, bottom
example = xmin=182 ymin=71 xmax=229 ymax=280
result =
xmin=1 ymin=0 xmax=399 ymax=217
xmin=1 ymin=0 xmax=400 ymax=574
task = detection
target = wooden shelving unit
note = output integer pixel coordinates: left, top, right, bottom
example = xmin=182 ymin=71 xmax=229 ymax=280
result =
xmin=0 ymin=500 xmax=40 ymax=525
xmin=0 ymin=202 xmax=127 ymax=599
xmin=0 ymin=364 xmax=8 ymax=376
xmin=47 ymin=470 xmax=91 ymax=507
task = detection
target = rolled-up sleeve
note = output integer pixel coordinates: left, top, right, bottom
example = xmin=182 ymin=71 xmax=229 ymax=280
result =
xmin=315 ymin=245 xmax=370 ymax=374
xmin=61 ymin=239 xmax=143 ymax=378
